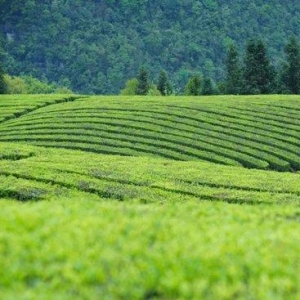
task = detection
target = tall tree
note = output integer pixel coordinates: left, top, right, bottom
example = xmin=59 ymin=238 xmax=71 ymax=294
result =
xmin=185 ymin=76 xmax=201 ymax=96
xmin=281 ymin=37 xmax=300 ymax=94
xmin=243 ymin=39 xmax=275 ymax=94
xmin=225 ymin=44 xmax=242 ymax=94
xmin=157 ymin=70 xmax=172 ymax=95
xmin=202 ymin=77 xmax=215 ymax=95
xmin=136 ymin=67 xmax=150 ymax=95
xmin=0 ymin=62 xmax=7 ymax=94
xmin=121 ymin=78 xmax=138 ymax=95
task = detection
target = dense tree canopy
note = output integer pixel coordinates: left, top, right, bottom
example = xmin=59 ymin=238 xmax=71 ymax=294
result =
xmin=281 ymin=37 xmax=300 ymax=94
xmin=0 ymin=62 xmax=6 ymax=94
xmin=157 ymin=70 xmax=172 ymax=96
xmin=243 ymin=39 xmax=275 ymax=94
xmin=136 ymin=67 xmax=150 ymax=95
xmin=225 ymin=44 xmax=242 ymax=95
xmin=1 ymin=0 xmax=300 ymax=94
xmin=185 ymin=76 xmax=202 ymax=96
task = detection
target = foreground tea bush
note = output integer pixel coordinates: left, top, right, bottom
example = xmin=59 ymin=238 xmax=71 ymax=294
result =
xmin=0 ymin=199 xmax=299 ymax=299
xmin=1 ymin=143 xmax=300 ymax=205
xmin=0 ymin=143 xmax=299 ymax=298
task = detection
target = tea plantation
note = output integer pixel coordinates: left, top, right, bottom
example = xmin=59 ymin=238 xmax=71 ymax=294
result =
xmin=0 ymin=95 xmax=300 ymax=299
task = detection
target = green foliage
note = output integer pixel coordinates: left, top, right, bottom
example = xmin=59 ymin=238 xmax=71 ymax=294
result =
xmin=147 ymin=84 xmax=161 ymax=96
xmin=121 ymin=78 xmax=161 ymax=96
xmin=120 ymin=78 xmax=138 ymax=95
xmin=136 ymin=67 xmax=150 ymax=95
xmin=225 ymin=44 xmax=242 ymax=94
xmin=224 ymin=38 xmax=300 ymax=95
xmin=157 ymin=70 xmax=172 ymax=96
xmin=0 ymin=142 xmax=300 ymax=298
xmin=54 ymin=86 xmax=73 ymax=94
xmin=4 ymin=75 xmax=27 ymax=94
xmin=281 ymin=37 xmax=300 ymax=94
xmin=22 ymin=76 xmax=56 ymax=94
xmin=0 ymin=198 xmax=299 ymax=299
xmin=202 ymin=77 xmax=217 ymax=95
xmin=2 ymin=1 xmax=300 ymax=94
xmin=185 ymin=76 xmax=202 ymax=95
xmin=1 ymin=142 xmax=300 ymax=204
xmin=243 ymin=39 xmax=275 ymax=94
xmin=0 ymin=61 xmax=7 ymax=94
xmin=0 ymin=94 xmax=300 ymax=298
xmin=0 ymin=94 xmax=78 ymax=122
xmin=4 ymin=74 xmax=72 ymax=94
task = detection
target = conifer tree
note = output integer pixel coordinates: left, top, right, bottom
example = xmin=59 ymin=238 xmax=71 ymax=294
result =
xmin=157 ymin=70 xmax=172 ymax=95
xmin=243 ymin=39 xmax=257 ymax=94
xmin=281 ymin=37 xmax=300 ymax=94
xmin=243 ymin=39 xmax=275 ymax=94
xmin=136 ymin=67 xmax=150 ymax=95
xmin=0 ymin=62 xmax=7 ymax=94
xmin=225 ymin=44 xmax=242 ymax=94
xmin=202 ymin=77 xmax=214 ymax=95
xmin=185 ymin=76 xmax=201 ymax=95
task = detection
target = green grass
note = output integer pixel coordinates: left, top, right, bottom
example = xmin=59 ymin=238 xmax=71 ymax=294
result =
xmin=1 ymin=95 xmax=300 ymax=299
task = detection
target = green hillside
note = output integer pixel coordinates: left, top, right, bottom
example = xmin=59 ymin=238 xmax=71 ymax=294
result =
xmin=1 ymin=94 xmax=300 ymax=299
xmin=1 ymin=142 xmax=300 ymax=204
xmin=1 ymin=0 xmax=300 ymax=93
xmin=1 ymin=143 xmax=300 ymax=299
xmin=1 ymin=95 xmax=300 ymax=171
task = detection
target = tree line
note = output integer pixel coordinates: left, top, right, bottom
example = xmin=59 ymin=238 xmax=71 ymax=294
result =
xmin=1 ymin=36 xmax=300 ymax=96
xmin=0 ymin=66 xmax=72 ymax=95
xmin=120 ymin=37 xmax=300 ymax=96
xmin=0 ymin=73 xmax=72 ymax=95
xmin=225 ymin=37 xmax=300 ymax=95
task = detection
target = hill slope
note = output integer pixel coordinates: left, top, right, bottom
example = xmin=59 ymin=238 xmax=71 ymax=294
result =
xmin=1 ymin=141 xmax=300 ymax=298
xmin=1 ymin=95 xmax=300 ymax=171
xmin=1 ymin=0 xmax=300 ymax=93
xmin=1 ymin=142 xmax=300 ymax=204
xmin=1 ymin=95 xmax=300 ymax=299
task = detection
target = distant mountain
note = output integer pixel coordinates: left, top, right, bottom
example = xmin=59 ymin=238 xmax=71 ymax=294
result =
xmin=1 ymin=0 xmax=300 ymax=94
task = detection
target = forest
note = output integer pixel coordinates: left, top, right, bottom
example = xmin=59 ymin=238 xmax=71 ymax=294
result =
xmin=1 ymin=0 xmax=300 ymax=94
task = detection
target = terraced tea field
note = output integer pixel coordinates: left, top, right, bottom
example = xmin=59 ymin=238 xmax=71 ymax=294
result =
xmin=1 ymin=95 xmax=300 ymax=299
xmin=0 ymin=94 xmax=78 ymax=123
xmin=2 ymin=142 xmax=300 ymax=204
xmin=1 ymin=95 xmax=300 ymax=171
